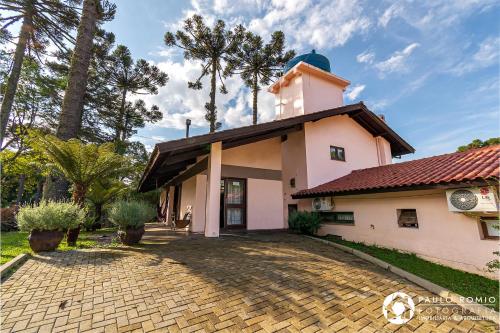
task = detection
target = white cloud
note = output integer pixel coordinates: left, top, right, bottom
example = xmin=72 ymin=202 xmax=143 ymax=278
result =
xmin=356 ymin=50 xmax=375 ymax=64
xmin=375 ymin=43 xmax=420 ymax=76
xmin=378 ymin=3 xmax=403 ymax=27
xmin=450 ymin=37 xmax=500 ymax=76
xmin=346 ymin=84 xmax=365 ymax=101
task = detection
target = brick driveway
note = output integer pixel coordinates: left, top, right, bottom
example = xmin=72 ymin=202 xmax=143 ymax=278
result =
xmin=1 ymin=224 xmax=496 ymax=333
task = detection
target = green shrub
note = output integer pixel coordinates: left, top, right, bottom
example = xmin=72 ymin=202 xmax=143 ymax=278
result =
xmin=17 ymin=201 xmax=85 ymax=232
xmin=108 ymin=200 xmax=155 ymax=230
xmin=288 ymin=211 xmax=322 ymax=235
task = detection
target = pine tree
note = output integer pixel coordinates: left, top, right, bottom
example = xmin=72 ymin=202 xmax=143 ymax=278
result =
xmin=226 ymin=31 xmax=295 ymax=125
xmin=164 ymin=15 xmax=244 ymax=132
xmin=102 ymin=45 xmax=167 ymax=142
xmin=0 ymin=0 xmax=80 ymax=146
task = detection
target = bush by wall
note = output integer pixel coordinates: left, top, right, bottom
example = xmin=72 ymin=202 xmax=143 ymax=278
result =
xmin=17 ymin=201 xmax=85 ymax=232
xmin=288 ymin=211 xmax=322 ymax=235
xmin=108 ymin=200 xmax=156 ymax=230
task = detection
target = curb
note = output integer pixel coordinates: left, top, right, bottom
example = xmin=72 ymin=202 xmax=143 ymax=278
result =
xmin=305 ymin=235 xmax=500 ymax=325
xmin=0 ymin=253 xmax=29 ymax=280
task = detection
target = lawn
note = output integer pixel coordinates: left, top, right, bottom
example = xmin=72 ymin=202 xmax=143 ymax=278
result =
xmin=0 ymin=228 xmax=117 ymax=265
xmin=320 ymin=235 xmax=499 ymax=311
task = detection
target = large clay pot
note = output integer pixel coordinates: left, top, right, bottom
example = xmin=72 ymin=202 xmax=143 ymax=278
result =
xmin=66 ymin=225 xmax=81 ymax=246
xmin=118 ymin=226 xmax=145 ymax=245
xmin=28 ymin=230 xmax=64 ymax=252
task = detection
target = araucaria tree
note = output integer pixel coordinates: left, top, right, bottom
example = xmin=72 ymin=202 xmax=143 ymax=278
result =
xmin=226 ymin=31 xmax=295 ymax=125
xmin=56 ymin=0 xmax=115 ymax=140
xmin=164 ymin=15 xmax=244 ymax=132
xmin=0 ymin=0 xmax=80 ymax=146
xmin=102 ymin=45 xmax=167 ymax=142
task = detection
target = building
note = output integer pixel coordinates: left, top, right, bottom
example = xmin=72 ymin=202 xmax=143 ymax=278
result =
xmin=139 ymin=50 xmax=498 ymax=277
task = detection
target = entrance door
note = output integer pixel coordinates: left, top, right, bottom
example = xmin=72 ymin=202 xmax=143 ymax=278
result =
xmin=222 ymin=178 xmax=246 ymax=229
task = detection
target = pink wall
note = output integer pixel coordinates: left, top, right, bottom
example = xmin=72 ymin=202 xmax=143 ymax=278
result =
xmin=304 ymin=115 xmax=386 ymax=188
xmin=222 ymin=138 xmax=282 ymax=170
xmin=275 ymin=75 xmax=304 ymax=119
xmin=247 ymin=178 xmax=284 ymax=229
xmin=301 ymin=190 xmax=497 ymax=278
xmin=302 ymin=73 xmax=344 ymax=115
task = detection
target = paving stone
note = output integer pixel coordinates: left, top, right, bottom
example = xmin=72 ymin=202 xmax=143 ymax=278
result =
xmin=0 ymin=224 xmax=497 ymax=333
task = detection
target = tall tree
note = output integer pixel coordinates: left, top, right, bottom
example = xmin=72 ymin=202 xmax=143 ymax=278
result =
xmin=164 ymin=15 xmax=244 ymax=132
xmin=226 ymin=31 xmax=295 ymax=124
xmin=0 ymin=0 xmax=80 ymax=146
xmin=56 ymin=0 xmax=115 ymax=140
xmin=102 ymin=45 xmax=167 ymax=141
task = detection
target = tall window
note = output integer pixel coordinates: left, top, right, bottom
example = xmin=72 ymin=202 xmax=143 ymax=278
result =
xmin=397 ymin=209 xmax=418 ymax=228
xmin=330 ymin=146 xmax=345 ymax=161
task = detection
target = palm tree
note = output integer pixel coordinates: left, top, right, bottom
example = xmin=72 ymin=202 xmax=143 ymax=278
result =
xmin=102 ymin=45 xmax=167 ymax=141
xmin=87 ymin=179 xmax=126 ymax=229
xmin=164 ymin=15 xmax=244 ymax=132
xmin=0 ymin=0 xmax=80 ymax=146
xmin=226 ymin=31 xmax=295 ymax=125
xmin=33 ymin=134 xmax=129 ymax=244
xmin=56 ymin=0 xmax=116 ymax=140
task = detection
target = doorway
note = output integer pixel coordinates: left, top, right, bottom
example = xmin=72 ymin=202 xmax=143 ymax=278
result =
xmin=220 ymin=178 xmax=247 ymax=229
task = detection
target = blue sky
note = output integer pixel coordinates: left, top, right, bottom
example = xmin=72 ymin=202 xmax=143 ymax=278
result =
xmin=44 ymin=1 xmax=500 ymax=159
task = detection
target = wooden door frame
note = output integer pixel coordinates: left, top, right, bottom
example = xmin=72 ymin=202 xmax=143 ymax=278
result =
xmin=222 ymin=178 xmax=247 ymax=229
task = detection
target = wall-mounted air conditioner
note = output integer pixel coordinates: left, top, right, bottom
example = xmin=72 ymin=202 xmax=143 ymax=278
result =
xmin=312 ymin=197 xmax=334 ymax=211
xmin=446 ymin=187 xmax=498 ymax=212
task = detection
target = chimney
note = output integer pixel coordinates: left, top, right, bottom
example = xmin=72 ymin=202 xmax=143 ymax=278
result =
xmin=185 ymin=118 xmax=191 ymax=138
xmin=378 ymin=114 xmax=385 ymax=122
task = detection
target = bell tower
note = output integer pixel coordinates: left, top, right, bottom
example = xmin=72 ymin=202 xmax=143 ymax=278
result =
xmin=268 ymin=50 xmax=350 ymax=120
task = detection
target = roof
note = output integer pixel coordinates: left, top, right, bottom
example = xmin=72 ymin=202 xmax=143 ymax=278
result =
xmin=292 ymin=144 xmax=500 ymax=198
xmin=138 ymin=102 xmax=414 ymax=192
xmin=269 ymin=61 xmax=349 ymax=94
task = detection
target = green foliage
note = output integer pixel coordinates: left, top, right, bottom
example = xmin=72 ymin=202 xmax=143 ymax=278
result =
xmin=32 ymin=134 xmax=131 ymax=204
xmin=322 ymin=235 xmax=499 ymax=311
xmin=17 ymin=201 xmax=85 ymax=232
xmin=288 ymin=211 xmax=322 ymax=235
xmin=165 ymin=15 xmax=244 ymax=132
xmin=225 ymin=31 xmax=295 ymax=124
xmin=457 ymin=137 xmax=500 ymax=152
xmin=108 ymin=200 xmax=155 ymax=230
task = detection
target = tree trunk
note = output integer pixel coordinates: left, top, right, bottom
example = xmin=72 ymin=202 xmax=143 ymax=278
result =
xmin=115 ymin=88 xmax=128 ymax=141
xmin=72 ymin=183 xmax=87 ymax=208
xmin=208 ymin=61 xmax=217 ymax=133
xmin=16 ymin=174 xmax=26 ymax=204
xmin=252 ymin=74 xmax=259 ymax=125
xmin=33 ymin=179 xmax=44 ymax=204
xmin=0 ymin=14 xmax=31 ymax=147
xmin=56 ymin=0 xmax=99 ymax=140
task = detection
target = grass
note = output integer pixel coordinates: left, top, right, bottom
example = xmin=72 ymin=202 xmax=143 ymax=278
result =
xmin=0 ymin=227 xmax=117 ymax=265
xmin=319 ymin=235 xmax=499 ymax=311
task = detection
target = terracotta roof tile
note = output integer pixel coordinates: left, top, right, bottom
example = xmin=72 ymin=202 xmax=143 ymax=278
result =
xmin=292 ymin=145 xmax=500 ymax=198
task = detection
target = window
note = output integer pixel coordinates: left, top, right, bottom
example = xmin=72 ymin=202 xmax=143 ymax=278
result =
xmin=330 ymin=146 xmax=345 ymax=161
xmin=290 ymin=178 xmax=296 ymax=188
xmin=320 ymin=212 xmax=354 ymax=224
xmin=397 ymin=209 xmax=418 ymax=228
xmin=480 ymin=217 xmax=499 ymax=240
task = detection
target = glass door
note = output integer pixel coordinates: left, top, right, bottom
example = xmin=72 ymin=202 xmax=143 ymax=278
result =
xmin=224 ymin=178 xmax=246 ymax=228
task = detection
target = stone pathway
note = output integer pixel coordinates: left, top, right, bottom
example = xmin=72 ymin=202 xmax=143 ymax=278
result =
xmin=1 ymin=224 xmax=497 ymax=332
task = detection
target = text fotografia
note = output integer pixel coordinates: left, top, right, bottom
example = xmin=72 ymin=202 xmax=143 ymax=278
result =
xmin=415 ymin=296 xmax=498 ymax=322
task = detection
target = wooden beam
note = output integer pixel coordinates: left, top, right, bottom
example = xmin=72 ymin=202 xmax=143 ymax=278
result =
xmin=165 ymin=157 xmax=209 ymax=187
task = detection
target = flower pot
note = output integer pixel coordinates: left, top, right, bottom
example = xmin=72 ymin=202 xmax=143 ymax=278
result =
xmin=118 ymin=226 xmax=145 ymax=245
xmin=28 ymin=230 xmax=64 ymax=252
xmin=66 ymin=225 xmax=81 ymax=246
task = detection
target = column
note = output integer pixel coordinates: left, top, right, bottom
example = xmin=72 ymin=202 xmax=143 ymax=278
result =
xmin=204 ymin=141 xmax=222 ymax=237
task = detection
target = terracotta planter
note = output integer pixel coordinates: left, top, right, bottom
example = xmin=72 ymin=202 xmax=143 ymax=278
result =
xmin=118 ymin=226 xmax=145 ymax=245
xmin=28 ymin=230 xmax=64 ymax=252
xmin=66 ymin=225 xmax=81 ymax=246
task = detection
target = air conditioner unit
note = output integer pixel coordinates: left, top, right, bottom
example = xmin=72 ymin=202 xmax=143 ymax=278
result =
xmin=312 ymin=197 xmax=334 ymax=211
xmin=446 ymin=187 xmax=498 ymax=212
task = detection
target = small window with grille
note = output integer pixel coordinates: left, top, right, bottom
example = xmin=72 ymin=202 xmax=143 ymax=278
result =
xmin=397 ymin=209 xmax=419 ymax=228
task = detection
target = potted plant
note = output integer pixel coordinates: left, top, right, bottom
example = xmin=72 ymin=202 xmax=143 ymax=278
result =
xmin=17 ymin=201 xmax=85 ymax=252
xmin=108 ymin=200 xmax=155 ymax=245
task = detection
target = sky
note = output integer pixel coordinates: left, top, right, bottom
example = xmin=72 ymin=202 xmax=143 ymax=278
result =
xmin=11 ymin=0 xmax=500 ymax=160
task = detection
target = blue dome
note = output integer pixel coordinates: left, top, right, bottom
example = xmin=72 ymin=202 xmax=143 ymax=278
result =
xmin=284 ymin=49 xmax=331 ymax=73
